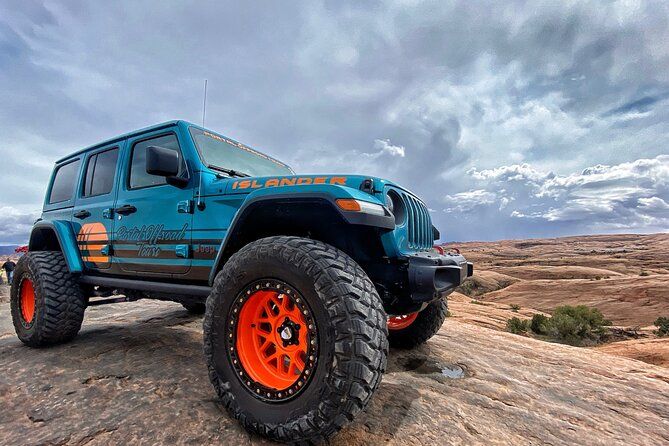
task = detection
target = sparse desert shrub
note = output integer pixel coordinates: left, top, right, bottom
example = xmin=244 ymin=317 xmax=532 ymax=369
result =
xmin=530 ymin=314 xmax=549 ymax=335
xmin=639 ymin=271 xmax=650 ymax=276
xmin=458 ymin=280 xmax=475 ymax=296
xmin=544 ymin=305 xmax=610 ymax=345
xmin=655 ymin=317 xmax=669 ymax=337
xmin=594 ymin=275 xmax=601 ymax=280
xmin=445 ymin=310 xmax=452 ymax=318
xmin=471 ymin=299 xmax=488 ymax=306
xmin=510 ymin=304 xmax=521 ymax=312
xmin=554 ymin=305 xmax=610 ymax=326
xmin=506 ymin=317 xmax=529 ymax=334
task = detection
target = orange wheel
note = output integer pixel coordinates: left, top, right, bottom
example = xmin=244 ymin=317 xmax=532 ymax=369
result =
xmin=19 ymin=278 xmax=36 ymax=324
xmin=387 ymin=312 xmax=418 ymax=330
xmin=229 ymin=280 xmax=317 ymax=401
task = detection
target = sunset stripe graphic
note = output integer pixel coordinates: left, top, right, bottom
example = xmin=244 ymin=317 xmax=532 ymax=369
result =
xmin=76 ymin=222 xmax=110 ymax=265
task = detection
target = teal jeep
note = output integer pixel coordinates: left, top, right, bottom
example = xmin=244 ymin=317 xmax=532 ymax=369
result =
xmin=11 ymin=120 xmax=472 ymax=443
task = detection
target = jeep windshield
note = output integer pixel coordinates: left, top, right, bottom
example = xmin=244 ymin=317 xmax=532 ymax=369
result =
xmin=190 ymin=127 xmax=293 ymax=177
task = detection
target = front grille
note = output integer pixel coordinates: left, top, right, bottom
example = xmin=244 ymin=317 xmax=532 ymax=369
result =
xmin=401 ymin=192 xmax=433 ymax=250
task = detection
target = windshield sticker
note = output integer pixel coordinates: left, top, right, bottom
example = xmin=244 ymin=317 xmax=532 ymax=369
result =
xmin=232 ymin=176 xmax=347 ymax=190
xmin=203 ymin=130 xmax=288 ymax=168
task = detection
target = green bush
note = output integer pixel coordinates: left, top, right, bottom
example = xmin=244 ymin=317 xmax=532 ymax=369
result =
xmin=639 ymin=271 xmax=650 ymax=276
xmin=655 ymin=317 xmax=669 ymax=337
xmin=553 ymin=305 xmax=610 ymax=326
xmin=530 ymin=314 xmax=549 ymax=334
xmin=458 ymin=280 xmax=475 ymax=296
xmin=510 ymin=304 xmax=521 ymax=312
xmin=506 ymin=317 xmax=529 ymax=334
xmin=544 ymin=305 xmax=611 ymax=345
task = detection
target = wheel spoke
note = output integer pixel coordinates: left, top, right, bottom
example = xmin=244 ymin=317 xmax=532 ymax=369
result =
xmin=263 ymin=350 xmax=280 ymax=366
xmin=295 ymin=350 xmax=306 ymax=370
xmin=269 ymin=294 xmax=283 ymax=315
xmin=278 ymin=294 xmax=292 ymax=312
xmin=256 ymin=334 xmax=270 ymax=350
xmin=288 ymin=304 xmax=303 ymax=320
xmin=255 ymin=322 xmax=272 ymax=334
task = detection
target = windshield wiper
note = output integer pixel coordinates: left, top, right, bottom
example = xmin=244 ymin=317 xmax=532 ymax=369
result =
xmin=207 ymin=164 xmax=250 ymax=178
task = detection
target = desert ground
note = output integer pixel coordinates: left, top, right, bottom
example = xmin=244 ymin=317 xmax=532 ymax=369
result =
xmin=0 ymin=234 xmax=667 ymax=445
xmin=451 ymin=233 xmax=669 ymax=366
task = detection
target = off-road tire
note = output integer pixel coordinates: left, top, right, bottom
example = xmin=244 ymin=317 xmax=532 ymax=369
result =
xmin=203 ymin=236 xmax=388 ymax=444
xmin=388 ymin=298 xmax=448 ymax=349
xmin=10 ymin=252 xmax=86 ymax=347
xmin=181 ymin=302 xmax=206 ymax=314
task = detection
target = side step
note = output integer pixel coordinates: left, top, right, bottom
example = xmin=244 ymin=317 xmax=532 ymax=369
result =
xmin=88 ymin=296 xmax=138 ymax=306
xmin=79 ymin=275 xmax=212 ymax=297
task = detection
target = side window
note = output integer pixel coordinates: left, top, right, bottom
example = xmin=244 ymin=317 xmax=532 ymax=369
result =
xmin=129 ymin=134 xmax=183 ymax=189
xmin=49 ymin=159 xmax=81 ymax=204
xmin=83 ymin=148 xmax=119 ymax=197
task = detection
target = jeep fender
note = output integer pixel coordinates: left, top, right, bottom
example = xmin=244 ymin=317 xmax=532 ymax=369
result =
xmin=29 ymin=221 xmax=84 ymax=274
xmin=208 ymin=185 xmax=394 ymax=285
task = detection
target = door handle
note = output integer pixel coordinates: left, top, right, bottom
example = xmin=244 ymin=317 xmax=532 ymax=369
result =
xmin=73 ymin=210 xmax=91 ymax=219
xmin=115 ymin=205 xmax=137 ymax=215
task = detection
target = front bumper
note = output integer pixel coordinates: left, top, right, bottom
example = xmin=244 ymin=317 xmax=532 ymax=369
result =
xmin=407 ymin=251 xmax=473 ymax=303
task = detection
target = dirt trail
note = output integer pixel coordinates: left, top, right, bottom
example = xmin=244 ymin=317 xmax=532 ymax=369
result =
xmin=1 ymin=300 xmax=667 ymax=445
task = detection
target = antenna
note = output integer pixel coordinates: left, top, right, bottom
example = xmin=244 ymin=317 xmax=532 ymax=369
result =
xmin=202 ymin=79 xmax=208 ymax=127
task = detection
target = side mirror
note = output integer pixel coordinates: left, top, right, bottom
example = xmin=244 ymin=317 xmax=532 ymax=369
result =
xmin=146 ymin=146 xmax=180 ymax=177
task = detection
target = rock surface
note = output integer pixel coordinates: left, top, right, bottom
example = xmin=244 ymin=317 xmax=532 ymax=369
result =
xmin=455 ymin=233 xmax=669 ymax=365
xmin=1 ymin=298 xmax=668 ymax=445
xmin=2 ymin=234 xmax=668 ymax=444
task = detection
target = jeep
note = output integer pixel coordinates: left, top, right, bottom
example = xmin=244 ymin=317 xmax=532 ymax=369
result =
xmin=11 ymin=120 xmax=472 ymax=443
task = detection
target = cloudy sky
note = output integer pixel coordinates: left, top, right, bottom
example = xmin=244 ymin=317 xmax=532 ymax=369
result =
xmin=1 ymin=0 xmax=668 ymax=244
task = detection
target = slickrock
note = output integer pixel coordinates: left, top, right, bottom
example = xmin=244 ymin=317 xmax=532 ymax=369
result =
xmin=1 ymin=300 xmax=667 ymax=445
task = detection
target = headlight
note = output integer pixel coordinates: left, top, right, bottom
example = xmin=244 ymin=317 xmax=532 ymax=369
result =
xmin=335 ymin=199 xmax=387 ymax=216
xmin=385 ymin=193 xmax=394 ymax=214
xmin=385 ymin=190 xmax=406 ymax=225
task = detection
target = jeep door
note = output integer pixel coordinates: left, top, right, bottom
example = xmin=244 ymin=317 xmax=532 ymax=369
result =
xmin=71 ymin=144 xmax=121 ymax=272
xmin=113 ymin=130 xmax=193 ymax=277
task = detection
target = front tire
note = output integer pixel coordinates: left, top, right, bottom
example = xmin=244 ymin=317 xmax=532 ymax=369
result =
xmin=204 ymin=236 xmax=388 ymax=443
xmin=10 ymin=252 xmax=86 ymax=347
xmin=387 ymin=298 xmax=448 ymax=349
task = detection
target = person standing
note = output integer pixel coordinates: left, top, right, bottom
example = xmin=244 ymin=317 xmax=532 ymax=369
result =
xmin=2 ymin=258 xmax=16 ymax=285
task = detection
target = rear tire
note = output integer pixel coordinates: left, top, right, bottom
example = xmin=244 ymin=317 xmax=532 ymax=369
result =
xmin=203 ymin=236 xmax=388 ymax=444
xmin=388 ymin=298 xmax=448 ymax=349
xmin=10 ymin=252 xmax=86 ymax=347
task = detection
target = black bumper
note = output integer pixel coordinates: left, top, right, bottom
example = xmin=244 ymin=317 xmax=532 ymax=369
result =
xmin=407 ymin=251 xmax=473 ymax=303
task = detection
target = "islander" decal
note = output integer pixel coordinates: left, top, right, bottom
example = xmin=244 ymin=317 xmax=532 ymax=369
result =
xmin=232 ymin=176 xmax=347 ymax=190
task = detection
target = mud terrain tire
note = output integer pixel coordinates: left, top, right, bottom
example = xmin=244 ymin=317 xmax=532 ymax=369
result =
xmin=204 ymin=236 xmax=388 ymax=444
xmin=10 ymin=252 xmax=86 ymax=347
xmin=388 ymin=298 xmax=448 ymax=349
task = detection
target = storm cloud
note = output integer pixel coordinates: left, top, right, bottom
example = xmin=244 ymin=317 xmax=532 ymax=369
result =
xmin=1 ymin=1 xmax=668 ymax=243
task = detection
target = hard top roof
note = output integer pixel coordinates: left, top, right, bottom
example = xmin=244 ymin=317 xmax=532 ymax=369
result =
xmin=55 ymin=120 xmax=291 ymax=172
xmin=56 ymin=120 xmax=189 ymax=163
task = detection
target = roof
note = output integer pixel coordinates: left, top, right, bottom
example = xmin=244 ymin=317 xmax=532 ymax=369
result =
xmin=54 ymin=119 xmax=292 ymax=173
xmin=56 ymin=120 xmax=189 ymax=163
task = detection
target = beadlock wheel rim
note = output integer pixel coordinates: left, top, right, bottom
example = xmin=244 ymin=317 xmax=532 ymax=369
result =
xmin=387 ymin=312 xmax=418 ymax=330
xmin=228 ymin=280 xmax=318 ymax=402
xmin=19 ymin=278 xmax=36 ymax=324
